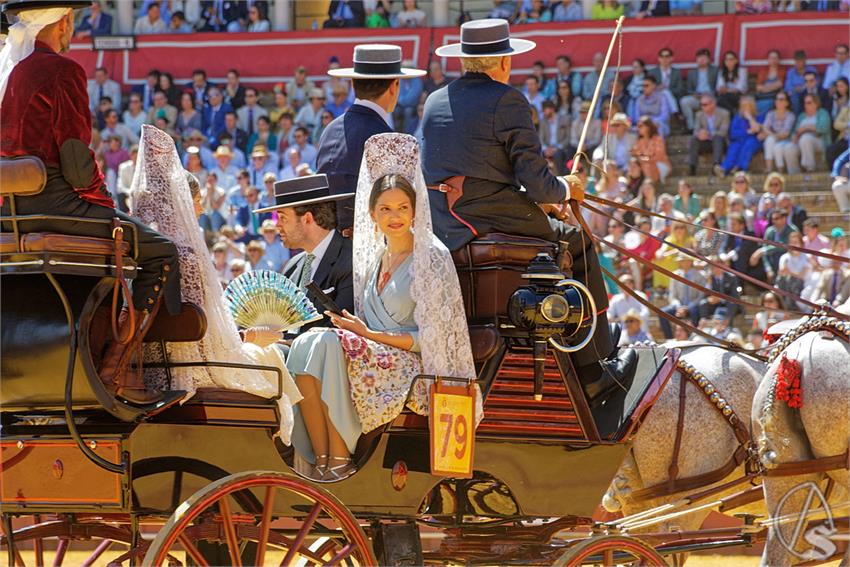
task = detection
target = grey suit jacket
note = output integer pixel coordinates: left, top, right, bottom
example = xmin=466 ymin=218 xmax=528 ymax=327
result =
xmin=648 ymin=65 xmax=685 ymax=99
xmin=693 ymin=107 xmax=731 ymax=138
xmin=538 ymin=112 xmax=571 ymax=150
xmin=236 ymin=104 xmax=269 ymax=134
xmin=685 ymin=65 xmax=719 ymax=96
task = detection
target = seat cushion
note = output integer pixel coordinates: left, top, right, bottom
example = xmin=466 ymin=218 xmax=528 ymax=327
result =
xmin=0 ymin=156 xmax=46 ymax=196
xmin=20 ymin=232 xmax=130 ymax=256
xmin=0 ymin=233 xmax=17 ymax=253
xmin=469 ymin=325 xmax=500 ymax=363
xmin=145 ymin=302 xmax=207 ymax=343
xmin=190 ymin=387 xmax=272 ymax=404
xmin=452 ymin=232 xmax=557 ymax=268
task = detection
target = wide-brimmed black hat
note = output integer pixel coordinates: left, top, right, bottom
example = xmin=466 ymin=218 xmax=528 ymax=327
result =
xmin=255 ymin=174 xmax=354 ymax=214
xmin=328 ymin=44 xmax=425 ymax=80
xmin=436 ymin=18 xmax=536 ymax=58
xmin=2 ymin=0 xmax=92 ymax=15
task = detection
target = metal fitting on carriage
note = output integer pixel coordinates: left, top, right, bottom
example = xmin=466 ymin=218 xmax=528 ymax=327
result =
xmin=508 ymin=253 xmax=585 ymax=337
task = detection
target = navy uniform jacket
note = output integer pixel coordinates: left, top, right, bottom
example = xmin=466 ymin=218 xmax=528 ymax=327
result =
xmin=421 ymin=72 xmax=567 ymax=251
xmin=316 ymin=104 xmax=391 ymax=231
xmin=282 ymin=230 xmax=354 ymax=333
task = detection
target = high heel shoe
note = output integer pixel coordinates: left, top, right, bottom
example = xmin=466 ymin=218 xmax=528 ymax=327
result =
xmin=306 ymin=454 xmax=328 ymax=481
xmin=322 ymin=456 xmax=356 ymax=481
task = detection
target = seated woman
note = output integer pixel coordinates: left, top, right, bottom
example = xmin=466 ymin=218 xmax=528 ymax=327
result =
xmin=131 ymin=125 xmax=302 ymax=443
xmin=720 ymin=96 xmax=762 ymax=176
xmin=286 ymin=133 xmax=480 ymax=481
xmin=631 ymin=115 xmax=671 ymax=184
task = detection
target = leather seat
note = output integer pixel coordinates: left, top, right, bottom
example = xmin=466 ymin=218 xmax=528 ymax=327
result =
xmin=469 ymin=324 xmax=500 ymax=363
xmin=189 ymin=387 xmax=272 ymax=405
xmin=452 ymin=233 xmax=560 ymax=320
xmin=0 ymin=156 xmax=47 ymax=197
xmin=19 ymin=232 xmax=131 ymax=256
xmin=145 ymin=302 xmax=207 ymax=343
xmin=451 ymin=232 xmax=557 ymax=269
xmin=0 ymin=233 xmax=16 ymax=253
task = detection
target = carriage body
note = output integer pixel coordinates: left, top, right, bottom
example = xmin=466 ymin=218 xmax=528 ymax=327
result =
xmin=0 ymin=156 xmax=679 ymax=565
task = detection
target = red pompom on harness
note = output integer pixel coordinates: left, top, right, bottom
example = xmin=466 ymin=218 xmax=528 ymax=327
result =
xmin=775 ymin=353 xmax=803 ymax=409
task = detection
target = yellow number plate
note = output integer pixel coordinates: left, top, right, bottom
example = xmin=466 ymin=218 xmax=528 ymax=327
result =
xmin=430 ymin=381 xmax=475 ymax=478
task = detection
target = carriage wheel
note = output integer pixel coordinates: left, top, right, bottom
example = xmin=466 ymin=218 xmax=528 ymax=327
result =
xmin=141 ymin=471 xmax=376 ymax=567
xmin=553 ymin=534 xmax=667 ymax=566
xmin=0 ymin=515 xmax=139 ymax=566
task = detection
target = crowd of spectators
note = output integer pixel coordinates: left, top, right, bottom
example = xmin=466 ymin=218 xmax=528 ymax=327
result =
xmin=84 ymin=10 xmax=849 ymax=347
xmin=73 ymin=0 xmax=850 ymax=38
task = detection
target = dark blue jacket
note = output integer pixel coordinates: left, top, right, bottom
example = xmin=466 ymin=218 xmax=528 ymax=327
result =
xmin=420 ymin=72 xmax=567 ymax=250
xmin=316 ymin=103 xmax=391 ymax=230
xmin=202 ymin=102 xmax=233 ymax=141
xmin=76 ymin=11 xmax=112 ymax=36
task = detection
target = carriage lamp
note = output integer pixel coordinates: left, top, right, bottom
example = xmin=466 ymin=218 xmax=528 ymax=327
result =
xmin=508 ymin=253 xmax=597 ymax=399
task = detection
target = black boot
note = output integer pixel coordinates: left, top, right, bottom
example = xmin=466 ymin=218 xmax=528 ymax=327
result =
xmin=578 ymin=348 xmax=638 ymax=408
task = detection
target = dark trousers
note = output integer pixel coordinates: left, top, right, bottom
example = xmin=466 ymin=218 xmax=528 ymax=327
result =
xmin=1 ymin=170 xmax=181 ymax=315
xmin=432 ymin=177 xmax=614 ymax=368
xmin=697 ymin=299 xmax=738 ymax=323
xmin=688 ymin=136 xmax=726 ymax=168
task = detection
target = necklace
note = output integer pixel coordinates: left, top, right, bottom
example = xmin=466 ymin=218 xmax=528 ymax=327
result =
xmin=378 ymin=249 xmax=411 ymax=293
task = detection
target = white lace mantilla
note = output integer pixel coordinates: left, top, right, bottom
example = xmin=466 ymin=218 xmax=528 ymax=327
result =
xmin=130 ymin=126 xmax=289 ymax=426
xmin=354 ymin=133 xmax=483 ymax=423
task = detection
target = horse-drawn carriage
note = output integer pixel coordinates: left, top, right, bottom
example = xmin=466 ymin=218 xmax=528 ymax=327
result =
xmin=0 ymin=153 xmax=724 ymax=566
xmin=3 ymin=151 xmax=848 ymax=566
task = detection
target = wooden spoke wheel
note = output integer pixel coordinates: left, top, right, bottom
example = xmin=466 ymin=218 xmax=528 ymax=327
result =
xmin=0 ymin=515 xmax=140 ymax=567
xmin=142 ymin=471 xmax=375 ymax=567
xmin=554 ymin=534 xmax=667 ymax=567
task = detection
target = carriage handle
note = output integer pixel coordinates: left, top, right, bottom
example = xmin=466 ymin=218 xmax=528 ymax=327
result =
xmin=547 ymin=279 xmax=598 ymax=354
xmin=144 ymin=361 xmax=285 ymax=402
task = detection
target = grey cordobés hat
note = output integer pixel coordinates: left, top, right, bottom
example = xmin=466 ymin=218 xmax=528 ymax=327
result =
xmin=328 ymin=44 xmax=426 ymax=80
xmin=435 ymin=18 xmax=536 ymax=58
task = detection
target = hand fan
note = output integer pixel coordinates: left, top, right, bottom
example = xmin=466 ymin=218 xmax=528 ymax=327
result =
xmin=224 ymin=270 xmax=323 ymax=332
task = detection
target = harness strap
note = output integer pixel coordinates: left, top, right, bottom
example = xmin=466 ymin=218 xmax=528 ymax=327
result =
xmin=584 ymin=193 xmax=850 ymax=265
xmin=763 ymin=449 xmax=850 ymax=477
xmin=599 ymin=262 xmax=765 ymax=357
xmin=583 ymin=200 xmax=844 ymax=319
xmin=110 ymin=218 xmax=136 ymax=345
xmin=668 ymin=373 xmax=688 ymax=489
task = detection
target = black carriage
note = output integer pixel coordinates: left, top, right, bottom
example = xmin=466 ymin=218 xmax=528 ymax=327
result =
xmin=1 ymin=156 xmax=694 ymax=566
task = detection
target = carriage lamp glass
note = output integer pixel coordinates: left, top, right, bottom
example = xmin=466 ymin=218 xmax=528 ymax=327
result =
xmin=540 ymin=294 xmax=569 ymax=323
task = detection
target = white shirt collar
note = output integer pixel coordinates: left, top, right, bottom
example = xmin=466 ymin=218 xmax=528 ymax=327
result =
xmin=306 ymin=230 xmax=335 ymax=280
xmin=354 ymin=98 xmax=392 ymax=127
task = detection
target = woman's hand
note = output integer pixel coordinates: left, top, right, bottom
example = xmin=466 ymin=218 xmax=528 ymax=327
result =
xmin=244 ymin=327 xmax=283 ymax=348
xmin=327 ymin=309 xmax=371 ymax=337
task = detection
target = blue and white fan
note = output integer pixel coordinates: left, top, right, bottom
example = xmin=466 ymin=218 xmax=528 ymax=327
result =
xmin=224 ymin=270 xmax=323 ymax=332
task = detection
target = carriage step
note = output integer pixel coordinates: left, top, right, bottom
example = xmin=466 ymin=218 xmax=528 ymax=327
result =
xmin=483 ymin=408 xmax=579 ymax=424
xmin=485 ymin=395 xmax=573 ymax=410
xmin=477 ymin=421 xmax=583 ymax=437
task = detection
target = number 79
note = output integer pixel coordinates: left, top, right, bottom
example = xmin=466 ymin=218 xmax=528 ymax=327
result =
xmin=439 ymin=413 xmax=468 ymax=460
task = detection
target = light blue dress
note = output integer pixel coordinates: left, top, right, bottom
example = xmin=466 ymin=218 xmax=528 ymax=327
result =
xmin=286 ymin=256 xmax=420 ymax=462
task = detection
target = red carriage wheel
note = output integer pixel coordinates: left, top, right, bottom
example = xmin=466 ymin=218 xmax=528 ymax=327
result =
xmin=141 ymin=471 xmax=376 ymax=567
xmin=0 ymin=516 xmax=142 ymax=566
xmin=554 ymin=534 xmax=667 ymax=566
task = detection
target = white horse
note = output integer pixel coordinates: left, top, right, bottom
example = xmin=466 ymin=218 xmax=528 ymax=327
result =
xmin=753 ymin=315 xmax=850 ymax=566
xmin=603 ymin=345 xmax=767 ymax=542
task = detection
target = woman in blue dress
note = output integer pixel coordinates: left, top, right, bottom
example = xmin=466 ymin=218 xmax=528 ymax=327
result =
xmin=286 ymin=133 xmax=481 ymax=481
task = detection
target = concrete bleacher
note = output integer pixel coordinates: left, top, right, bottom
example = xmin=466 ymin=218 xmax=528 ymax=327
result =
xmin=635 ymin=120 xmax=849 ymax=341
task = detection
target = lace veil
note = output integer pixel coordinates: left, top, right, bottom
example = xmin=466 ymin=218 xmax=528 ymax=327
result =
xmin=130 ymin=125 xmax=280 ymax=402
xmin=354 ymin=133 xmax=482 ymax=421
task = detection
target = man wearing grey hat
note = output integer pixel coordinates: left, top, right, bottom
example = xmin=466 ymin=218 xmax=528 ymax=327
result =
xmin=421 ymin=18 xmax=638 ymax=405
xmin=315 ymin=44 xmax=425 ymax=233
